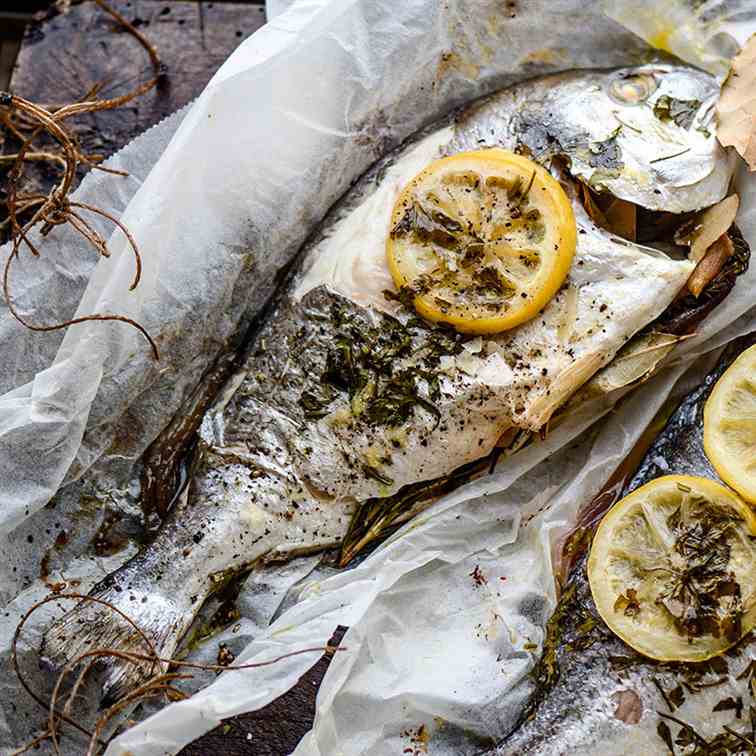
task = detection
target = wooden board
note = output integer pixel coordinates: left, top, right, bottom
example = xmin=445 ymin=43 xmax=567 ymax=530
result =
xmin=3 ymin=0 xmax=267 ymax=227
xmin=7 ymin=4 xmax=339 ymax=754
xmin=11 ymin=1 xmax=266 ymax=157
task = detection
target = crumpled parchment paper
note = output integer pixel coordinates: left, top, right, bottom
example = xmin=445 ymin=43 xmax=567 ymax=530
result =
xmin=1 ymin=0 xmax=755 ymax=754
xmin=602 ymin=0 xmax=756 ymax=79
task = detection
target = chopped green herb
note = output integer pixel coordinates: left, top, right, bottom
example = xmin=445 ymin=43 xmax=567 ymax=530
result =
xmin=300 ymin=299 xmax=462 ymax=431
xmin=300 ymin=389 xmax=335 ymax=420
xmin=653 ymin=95 xmax=701 ymax=130
xmin=588 ymin=126 xmax=623 ymax=172
xmin=658 ymin=503 xmax=745 ymax=642
xmin=713 ymin=696 xmax=742 ymax=715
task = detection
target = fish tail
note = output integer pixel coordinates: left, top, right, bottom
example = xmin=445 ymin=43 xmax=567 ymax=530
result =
xmin=40 ymin=568 xmax=191 ymax=707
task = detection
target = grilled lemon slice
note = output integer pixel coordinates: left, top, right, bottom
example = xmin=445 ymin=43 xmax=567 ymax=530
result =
xmin=588 ymin=474 xmax=756 ymax=662
xmin=704 ymin=344 xmax=756 ymax=503
xmin=386 ymin=149 xmax=576 ymax=334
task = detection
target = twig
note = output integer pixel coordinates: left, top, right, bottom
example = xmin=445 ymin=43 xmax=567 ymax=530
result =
xmin=0 ymin=151 xmax=67 ymax=167
xmin=13 ymin=592 xmax=345 ymax=755
xmin=71 ymin=201 xmax=142 ymax=289
xmin=1 ymin=93 xmax=160 ymax=360
xmin=0 ymin=0 xmax=165 ymax=359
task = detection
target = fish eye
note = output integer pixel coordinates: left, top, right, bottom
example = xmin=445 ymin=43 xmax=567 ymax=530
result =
xmin=608 ymin=73 xmax=658 ymax=105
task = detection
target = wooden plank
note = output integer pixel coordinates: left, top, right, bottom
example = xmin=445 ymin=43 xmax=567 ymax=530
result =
xmin=179 ymin=628 xmax=346 ymax=756
xmin=7 ymin=4 xmax=336 ymax=755
xmin=0 ymin=13 xmax=30 ymax=92
xmin=10 ymin=1 xmax=266 ymax=162
xmin=0 ymin=38 xmax=22 ymax=90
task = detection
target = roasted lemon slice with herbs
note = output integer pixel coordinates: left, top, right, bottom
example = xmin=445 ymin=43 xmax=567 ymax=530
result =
xmin=704 ymin=344 xmax=756 ymax=504
xmin=386 ymin=149 xmax=576 ymax=334
xmin=588 ymin=474 xmax=756 ymax=662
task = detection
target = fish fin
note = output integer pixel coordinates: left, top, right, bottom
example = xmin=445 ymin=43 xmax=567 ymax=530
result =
xmin=524 ymin=352 xmax=605 ymax=430
xmin=40 ymin=580 xmax=187 ymax=707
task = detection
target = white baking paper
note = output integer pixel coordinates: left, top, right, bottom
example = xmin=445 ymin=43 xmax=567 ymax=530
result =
xmin=602 ymin=0 xmax=756 ymax=78
xmin=1 ymin=0 xmax=755 ymax=754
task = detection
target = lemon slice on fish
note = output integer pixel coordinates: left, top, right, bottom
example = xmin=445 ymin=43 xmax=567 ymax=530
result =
xmin=386 ymin=149 xmax=576 ymax=334
xmin=588 ymin=474 xmax=756 ymax=662
xmin=704 ymin=345 xmax=756 ymax=504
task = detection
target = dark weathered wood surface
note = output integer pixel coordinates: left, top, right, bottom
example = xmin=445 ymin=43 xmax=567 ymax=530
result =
xmin=6 ymin=1 xmax=266 ymax=211
xmin=8 ymin=3 xmax=338 ymax=754
xmin=179 ymin=628 xmax=346 ymax=756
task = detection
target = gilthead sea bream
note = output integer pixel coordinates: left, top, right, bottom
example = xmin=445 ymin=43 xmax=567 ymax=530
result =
xmin=42 ymin=64 xmax=749 ymax=702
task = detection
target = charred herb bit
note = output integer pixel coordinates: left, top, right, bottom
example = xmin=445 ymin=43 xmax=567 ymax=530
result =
xmin=614 ymin=588 xmax=641 ymax=618
xmin=653 ymin=677 xmax=684 ymax=712
xmin=658 ymin=501 xmax=746 ymax=642
xmin=216 ymin=642 xmax=235 ymax=668
xmin=669 ymin=685 xmax=686 ymax=710
xmin=657 ymin=712 xmax=709 ymax=751
xmin=653 ymin=95 xmax=701 ymax=130
xmin=383 ymin=274 xmax=435 ymax=310
xmin=588 ymin=126 xmax=623 ymax=172
xmin=657 ymin=720 xmax=676 ymax=753
xmin=390 ymin=201 xmax=461 ymax=249
xmin=475 ymin=266 xmax=506 ymax=295
xmin=363 ymin=463 xmax=394 ymax=487
xmin=461 ymin=241 xmax=486 ymax=267
xmin=473 ymin=266 xmax=516 ymax=303
xmin=713 ymin=697 xmax=743 ymax=717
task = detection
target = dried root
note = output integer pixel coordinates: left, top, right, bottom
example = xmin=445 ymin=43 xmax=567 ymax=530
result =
xmin=0 ymin=0 xmax=168 ymax=359
xmin=12 ymin=593 xmax=343 ymax=756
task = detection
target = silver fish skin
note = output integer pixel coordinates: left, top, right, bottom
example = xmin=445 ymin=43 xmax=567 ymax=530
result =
xmin=450 ymin=64 xmax=734 ymax=213
xmin=488 ymin=333 xmax=756 ymax=756
xmin=41 ymin=65 xmax=735 ymax=703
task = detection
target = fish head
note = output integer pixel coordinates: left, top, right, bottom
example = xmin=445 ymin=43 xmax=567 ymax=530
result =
xmin=509 ymin=64 xmax=735 ymax=213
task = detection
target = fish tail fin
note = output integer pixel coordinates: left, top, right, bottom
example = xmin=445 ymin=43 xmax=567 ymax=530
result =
xmin=40 ymin=573 xmax=189 ymax=707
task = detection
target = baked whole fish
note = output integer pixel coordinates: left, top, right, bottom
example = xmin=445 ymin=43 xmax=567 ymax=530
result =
xmin=489 ymin=332 xmax=756 ymax=756
xmin=42 ymin=64 xmax=749 ymax=702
